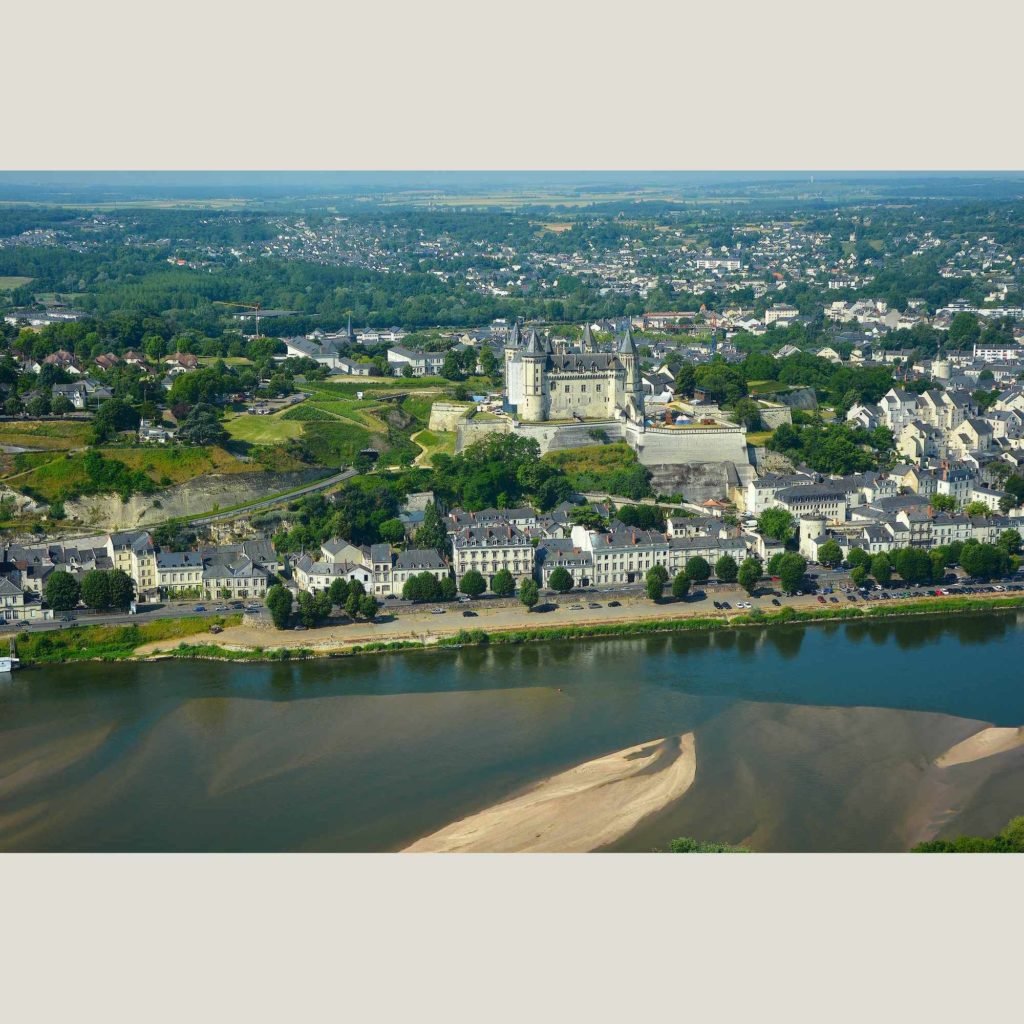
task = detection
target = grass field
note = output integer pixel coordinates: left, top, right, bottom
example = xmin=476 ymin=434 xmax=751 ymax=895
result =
xmin=0 ymin=420 xmax=93 ymax=450
xmin=224 ymin=410 xmax=305 ymax=444
xmin=746 ymin=430 xmax=775 ymax=446
xmin=412 ymin=429 xmax=456 ymax=466
xmin=747 ymin=380 xmax=794 ymax=396
xmin=0 ymin=276 xmax=33 ymax=291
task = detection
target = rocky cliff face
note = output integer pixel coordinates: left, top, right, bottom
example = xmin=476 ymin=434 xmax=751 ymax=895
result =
xmin=63 ymin=468 xmax=326 ymax=530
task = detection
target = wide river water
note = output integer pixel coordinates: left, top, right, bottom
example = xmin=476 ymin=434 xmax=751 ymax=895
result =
xmin=3 ymin=611 xmax=1024 ymax=852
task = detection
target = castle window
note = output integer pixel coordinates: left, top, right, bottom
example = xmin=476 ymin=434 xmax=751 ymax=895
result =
xmin=580 ymin=385 xmax=587 ymax=393
xmin=596 ymin=384 xmax=602 ymax=392
xmin=564 ymin=385 xmax=570 ymax=393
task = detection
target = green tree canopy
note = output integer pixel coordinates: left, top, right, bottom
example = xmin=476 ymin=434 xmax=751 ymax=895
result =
xmin=547 ymin=566 xmax=574 ymax=593
xmin=459 ymin=569 xmax=487 ymax=597
xmin=44 ymin=570 xmax=81 ymax=611
xmin=714 ymin=555 xmax=738 ymax=583
xmin=757 ymin=507 xmax=796 ymax=542
xmin=684 ymin=556 xmax=711 ymax=583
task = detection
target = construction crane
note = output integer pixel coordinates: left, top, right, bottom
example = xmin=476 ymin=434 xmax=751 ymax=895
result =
xmin=213 ymin=300 xmax=263 ymax=339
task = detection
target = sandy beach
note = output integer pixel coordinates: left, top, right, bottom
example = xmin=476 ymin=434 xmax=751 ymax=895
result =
xmin=933 ymin=726 xmax=1024 ymax=767
xmin=402 ymin=734 xmax=697 ymax=853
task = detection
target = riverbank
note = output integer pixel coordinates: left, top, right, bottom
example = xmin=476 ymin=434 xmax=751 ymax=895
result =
xmin=13 ymin=592 xmax=1024 ymax=667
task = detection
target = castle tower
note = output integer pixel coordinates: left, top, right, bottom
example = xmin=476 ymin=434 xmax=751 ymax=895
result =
xmin=581 ymin=323 xmax=596 ymax=353
xmin=518 ymin=328 xmax=548 ymax=422
xmin=503 ymin=320 xmax=524 ymax=411
xmin=616 ymin=326 xmax=644 ymax=423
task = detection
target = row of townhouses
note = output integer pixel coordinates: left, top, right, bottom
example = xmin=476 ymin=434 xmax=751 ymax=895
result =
xmin=0 ymin=532 xmax=282 ymax=612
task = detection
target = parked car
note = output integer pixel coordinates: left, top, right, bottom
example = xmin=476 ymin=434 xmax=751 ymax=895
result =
xmin=293 ymin=625 xmax=307 ymax=631
xmin=193 ymin=605 xmax=206 ymax=612
xmin=771 ymin=598 xmax=781 ymax=606
xmin=588 ymin=602 xmax=601 ymax=609
xmin=430 ymin=608 xmax=446 ymax=615
xmin=608 ymin=601 xmax=621 ymax=607
xmin=462 ymin=610 xmax=477 ymax=617
xmin=570 ymin=604 xmax=584 ymax=610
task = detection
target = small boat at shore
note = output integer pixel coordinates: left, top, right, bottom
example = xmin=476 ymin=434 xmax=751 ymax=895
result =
xmin=0 ymin=639 xmax=20 ymax=675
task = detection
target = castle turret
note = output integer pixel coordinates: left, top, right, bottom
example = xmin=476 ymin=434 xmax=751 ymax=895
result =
xmin=581 ymin=323 xmax=596 ymax=353
xmin=616 ymin=326 xmax=644 ymax=423
xmin=518 ymin=328 xmax=548 ymax=421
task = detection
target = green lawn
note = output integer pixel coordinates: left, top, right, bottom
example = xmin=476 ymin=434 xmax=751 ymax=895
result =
xmin=0 ymin=276 xmax=33 ymax=291
xmin=224 ymin=410 xmax=305 ymax=444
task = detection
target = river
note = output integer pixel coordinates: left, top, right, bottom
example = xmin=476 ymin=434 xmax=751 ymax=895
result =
xmin=2 ymin=611 xmax=1024 ymax=852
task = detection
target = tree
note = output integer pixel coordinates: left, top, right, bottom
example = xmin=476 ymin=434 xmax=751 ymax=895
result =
xmin=547 ymin=566 xmax=574 ymax=593
xmin=44 ymin=570 xmax=80 ymax=611
xmin=851 ymin=565 xmax=867 ymax=587
xmin=960 ymin=541 xmax=1009 ymax=580
xmin=328 ymin=577 xmax=350 ymax=606
xmin=176 ymin=403 xmax=228 ymax=446
xmin=846 ymin=547 xmax=870 ymax=571
xmin=737 ymin=557 xmax=762 ymax=595
xmin=91 ymin=398 xmax=140 ymax=443
xmin=930 ymin=493 xmax=958 ymax=513
xmin=378 ymin=518 xmax=406 ymax=544
xmin=891 ymin=547 xmax=933 ymax=586
xmin=491 ymin=568 xmax=516 ymax=597
xmin=871 ymin=553 xmax=892 ymax=585
xmin=439 ymin=576 xmax=457 ymax=601
xmin=414 ymin=502 xmax=447 ymax=554
xmin=51 ymin=394 xmax=73 ymax=416
xmin=460 ymin=569 xmax=487 ymax=598
xmin=671 ymin=573 xmax=691 ymax=600
xmin=403 ymin=572 xmax=441 ymax=602
xmin=108 ymin=569 xmax=135 ymax=610
xmin=998 ymin=529 xmax=1022 ymax=555
xmin=80 ymin=569 xmax=112 ymax=610
xmin=26 ymin=394 xmax=51 ymax=418
xmin=359 ymin=594 xmax=380 ymax=620
xmin=777 ymin=552 xmax=807 ymax=595
xmin=757 ymin=507 xmax=796 ymax=542
xmin=519 ymin=578 xmax=539 ymax=611
xmin=684 ymin=556 xmax=711 ymax=583
xmin=645 ymin=566 xmax=665 ymax=602
xmin=345 ymin=590 xmax=363 ymax=618
xmin=266 ymin=585 xmax=293 ymax=629
xmin=766 ymin=552 xmax=785 ymax=576
xmin=816 ymin=540 xmax=843 ymax=569
xmin=714 ymin=555 xmax=738 ymax=583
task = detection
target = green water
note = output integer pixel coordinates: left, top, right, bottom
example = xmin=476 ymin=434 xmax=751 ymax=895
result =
xmin=2 ymin=611 xmax=1024 ymax=852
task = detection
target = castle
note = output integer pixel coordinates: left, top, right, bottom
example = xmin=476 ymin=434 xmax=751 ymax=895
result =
xmin=503 ymin=323 xmax=645 ymax=424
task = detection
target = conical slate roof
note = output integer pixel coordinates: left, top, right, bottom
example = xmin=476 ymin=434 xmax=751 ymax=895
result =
xmin=522 ymin=328 xmax=545 ymax=355
xmin=581 ymin=324 xmax=595 ymax=351
xmin=617 ymin=325 xmax=638 ymax=354
xmin=507 ymin=321 xmax=521 ymax=348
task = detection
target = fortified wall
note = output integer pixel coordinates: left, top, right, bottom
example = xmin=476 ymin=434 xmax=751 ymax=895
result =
xmin=428 ymin=401 xmax=475 ymax=432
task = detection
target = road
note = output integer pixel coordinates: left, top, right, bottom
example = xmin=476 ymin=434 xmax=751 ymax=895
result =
xmin=185 ymin=467 xmax=356 ymax=525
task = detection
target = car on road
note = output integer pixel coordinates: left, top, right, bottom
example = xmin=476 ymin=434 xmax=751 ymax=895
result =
xmin=461 ymin=610 xmax=477 ymax=617
xmin=608 ymin=600 xmax=621 ymax=607
xmin=817 ymin=596 xmax=827 ymax=604
xmin=292 ymin=625 xmax=307 ymax=631
xmin=588 ymin=602 xmax=601 ymax=609
xmin=570 ymin=604 xmax=584 ymax=610
xmin=193 ymin=605 xmax=206 ymax=612
xmin=829 ymin=596 xmax=839 ymax=603
xmin=771 ymin=598 xmax=781 ymax=606
xmin=430 ymin=608 xmax=446 ymax=614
